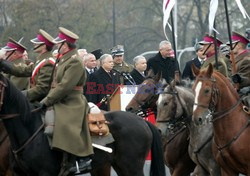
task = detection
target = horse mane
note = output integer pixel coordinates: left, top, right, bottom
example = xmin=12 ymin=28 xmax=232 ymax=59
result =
xmin=212 ymin=71 xmax=239 ymax=99
xmin=2 ymin=75 xmax=32 ymax=123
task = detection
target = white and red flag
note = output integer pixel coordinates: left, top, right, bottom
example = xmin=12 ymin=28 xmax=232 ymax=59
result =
xmin=163 ymin=0 xmax=175 ymax=39
xmin=235 ymin=0 xmax=250 ymax=20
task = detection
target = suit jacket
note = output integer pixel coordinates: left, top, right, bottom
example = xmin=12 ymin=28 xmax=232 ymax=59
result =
xmin=130 ymin=69 xmax=145 ymax=85
xmin=147 ymin=52 xmax=180 ymax=83
xmin=182 ymin=57 xmax=202 ymax=80
xmin=88 ymin=67 xmax=120 ymax=110
xmin=84 ymin=67 xmax=97 ymax=101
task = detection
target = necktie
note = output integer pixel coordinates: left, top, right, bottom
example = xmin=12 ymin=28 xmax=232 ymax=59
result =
xmin=89 ymin=69 xmax=94 ymax=74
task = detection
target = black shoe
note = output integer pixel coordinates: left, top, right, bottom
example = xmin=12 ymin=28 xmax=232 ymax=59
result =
xmin=68 ymin=157 xmax=92 ymax=174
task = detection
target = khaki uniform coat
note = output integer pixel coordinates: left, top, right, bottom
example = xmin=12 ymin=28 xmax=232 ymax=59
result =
xmin=113 ymin=61 xmax=133 ymax=84
xmin=42 ymin=49 xmax=93 ymax=157
xmin=234 ymin=50 xmax=250 ymax=88
xmin=4 ymin=58 xmax=29 ymax=91
xmin=10 ymin=52 xmax=54 ymax=102
xmin=201 ymin=54 xmax=228 ymax=77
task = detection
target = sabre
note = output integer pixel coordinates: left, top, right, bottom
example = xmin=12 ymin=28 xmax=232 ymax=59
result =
xmin=92 ymin=143 xmax=112 ymax=153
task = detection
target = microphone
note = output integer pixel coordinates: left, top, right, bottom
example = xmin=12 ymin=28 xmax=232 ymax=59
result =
xmin=122 ymin=72 xmax=136 ymax=85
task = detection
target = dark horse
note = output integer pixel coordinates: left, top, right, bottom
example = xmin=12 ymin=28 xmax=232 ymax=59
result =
xmin=0 ymin=120 xmax=12 ymax=176
xmin=126 ymin=73 xmax=195 ymax=176
xmin=157 ymin=80 xmax=220 ymax=176
xmin=0 ymin=73 xmax=165 ymax=176
xmin=192 ymin=64 xmax=250 ymax=176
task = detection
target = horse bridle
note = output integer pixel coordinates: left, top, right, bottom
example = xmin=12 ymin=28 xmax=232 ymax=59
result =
xmin=193 ymin=77 xmax=242 ymax=122
xmin=157 ymin=89 xmax=190 ymax=125
xmin=134 ymin=79 xmax=160 ymax=113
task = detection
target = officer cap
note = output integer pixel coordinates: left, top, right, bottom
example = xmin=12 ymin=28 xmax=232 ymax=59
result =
xmin=53 ymin=27 xmax=79 ymax=44
xmin=226 ymin=31 xmax=249 ymax=45
xmin=2 ymin=37 xmax=27 ymax=53
xmin=91 ymin=49 xmax=103 ymax=60
xmin=111 ymin=45 xmax=124 ymax=56
xmin=30 ymin=29 xmax=55 ymax=48
xmin=199 ymin=34 xmax=223 ymax=47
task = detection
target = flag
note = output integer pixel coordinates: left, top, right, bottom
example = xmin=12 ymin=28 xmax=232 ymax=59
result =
xmin=163 ymin=0 xmax=175 ymax=39
xmin=235 ymin=0 xmax=250 ymax=20
xmin=208 ymin=0 xmax=219 ymax=35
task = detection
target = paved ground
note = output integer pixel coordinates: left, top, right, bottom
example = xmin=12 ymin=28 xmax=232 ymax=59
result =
xmin=80 ymin=161 xmax=171 ymax=176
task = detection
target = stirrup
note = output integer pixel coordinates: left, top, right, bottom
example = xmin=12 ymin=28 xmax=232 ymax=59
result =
xmin=243 ymin=105 xmax=250 ymax=114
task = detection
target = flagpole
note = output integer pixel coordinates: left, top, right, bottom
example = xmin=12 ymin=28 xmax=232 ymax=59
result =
xmin=223 ymin=0 xmax=236 ymax=73
xmin=170 ymin=10 xmax=177 ymax=59
xmin=213 ymin=20 xmax=219 ymax=70
xmin=223 ymin=0 xmax=238 ymax=89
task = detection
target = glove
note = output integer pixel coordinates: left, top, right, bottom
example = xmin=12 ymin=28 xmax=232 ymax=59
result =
xmin=0 ymin=59 xmax=13 ymax=73
xmin=232 ymin=74 xmax=241 ymax=83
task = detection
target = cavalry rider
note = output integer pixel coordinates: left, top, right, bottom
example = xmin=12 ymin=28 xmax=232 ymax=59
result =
xmin=0 ymin=29 xmax=55 ymax=102
xmin=199 ymin=34 xmax=228 ymax=77
xmin=1 ymin=38 xmax=29 ymax=91
xmin=228 ymin=31 xmax=250 ymax=106
xmin=40 ymin=27 xmax=93 ymax=174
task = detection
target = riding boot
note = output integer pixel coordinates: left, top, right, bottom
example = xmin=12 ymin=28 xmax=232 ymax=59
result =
xmin=68 ymin=156 xmax=92 ymax=174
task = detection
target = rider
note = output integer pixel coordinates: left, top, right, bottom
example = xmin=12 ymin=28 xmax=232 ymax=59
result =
xmin=228 ymin=31 xmax=250 ymax=106
xmin=199 ymin=34 xmax=228 ymax=77
xmin=1 ymin=38 xmax=29 ymax=90
xmin=0 ymin=29 xmax=55 ymax=102
xmin=40 ymin=27 xmax=93 ymax=174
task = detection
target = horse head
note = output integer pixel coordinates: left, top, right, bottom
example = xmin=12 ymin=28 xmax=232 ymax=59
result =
xmin=156 ymin=79 xmax=194 ymax=136
xmin=125 ymin=69 xmax=163 ymax=113
xmin=192 ymin=63 xmax=239 ymax=126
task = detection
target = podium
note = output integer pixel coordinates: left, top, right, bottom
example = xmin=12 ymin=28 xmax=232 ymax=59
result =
xmin=109 ymin=85 xmax=139 ymax=111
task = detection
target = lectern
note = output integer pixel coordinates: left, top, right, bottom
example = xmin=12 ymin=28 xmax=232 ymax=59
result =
xmin=109 ymin=85 xmax=139 ymax=111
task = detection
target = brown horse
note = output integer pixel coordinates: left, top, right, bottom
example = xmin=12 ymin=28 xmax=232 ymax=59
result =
xmin=192 ymin=63 xmax=250 ymax=176
xmin=126 ymin=73 xmax=196 ymax=176
xmin=0 ymin=120 xmax=11 ymax=176
xmin=157 ymin=80 xmax=221 ymax=176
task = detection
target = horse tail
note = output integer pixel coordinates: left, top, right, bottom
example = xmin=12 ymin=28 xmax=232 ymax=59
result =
xmin=145 ymin=121 xmax=166 ymax=176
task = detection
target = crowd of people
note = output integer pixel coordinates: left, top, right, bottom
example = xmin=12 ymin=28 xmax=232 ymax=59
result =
xmin=0 ymin=26 xmax=249 ymax=174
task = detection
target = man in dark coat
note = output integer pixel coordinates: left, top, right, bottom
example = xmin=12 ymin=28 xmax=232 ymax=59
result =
xmin=130 ymin=55 xmax=147 ymax=85
xmin=182 ymin=42 xmax=206 ymax=80
xmin=88 ymin=54 xmax=120 ymax=110
xmin=146 ymin=40 xmax=180 ymax=83
xmin=83 ymin=53 xmax=97 ymax=101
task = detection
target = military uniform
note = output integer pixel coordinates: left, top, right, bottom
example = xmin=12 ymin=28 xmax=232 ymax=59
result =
xmin=41 ymin=27 xmax=93 ymax=158
xmin=199 ymin=34 xmax=228 ymax=77
xmin=2 ymin=30 xmax=55 ymax=102
xmin=4 ymin=58 xmax=29 ymax=91
xmin=228 ymin=32 xmax=250 ymax=89
xmin=2 ymin=38 xmax=29 ymax=90
xmin=111 ymin=45 xmax=133 ymax=84
xmin=201 ymin=55 xmax=228 ymax=77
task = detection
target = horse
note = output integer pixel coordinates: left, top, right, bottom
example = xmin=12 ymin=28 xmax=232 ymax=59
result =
xmin=0 ymin=120 xmax=12 ymax=176
xmin=192 ymin=63 xmax=250 ymax=176
xmin=126 ymin=73 xmax=196 ymax=176
xmin=0 ymin=73 xmax=165 ymax=176
xmin=157 ymin=80 xmax=221 ymax=176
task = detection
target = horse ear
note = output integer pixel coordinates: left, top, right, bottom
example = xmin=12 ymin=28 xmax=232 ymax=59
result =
xmin=207 ymin=63 xmax=213 ymax=78
xmin=170 ymin=79 xmax=176 ymax=90
xmin=154 ymin=71 xmax=162 ymax=83
xmin=191 ymin=63 xmax=200 ymax=76
xmin=146 ymin=69 xmax=155 ymax=78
